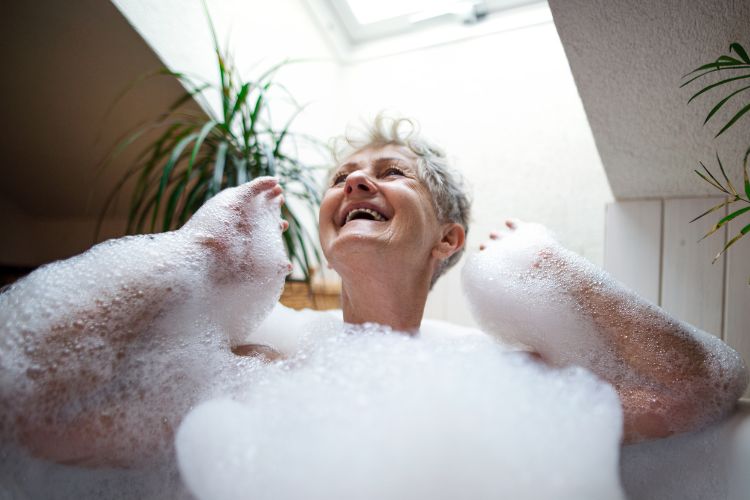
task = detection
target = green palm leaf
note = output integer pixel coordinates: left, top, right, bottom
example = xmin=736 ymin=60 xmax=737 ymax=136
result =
xmin=687 ymin=74 xmax=750 ymax=104
xmin=715 ymin=102 xmax=750 ymax=137
xmin=703 ymin=84 xmax=750 ymax=125
xmin=713 ymin=223 xmax=750 ymax=264
xmin=700 ymin=205 xmax=750 ymax=241
xmin=730 ymin=43 xmax=750 ymax=64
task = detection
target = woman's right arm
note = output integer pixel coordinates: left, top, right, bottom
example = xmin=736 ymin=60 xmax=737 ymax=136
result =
xmin=0 ymin=177 xmax=290 ymax=467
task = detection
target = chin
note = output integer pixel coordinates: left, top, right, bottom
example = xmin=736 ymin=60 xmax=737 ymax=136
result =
xmin=324 ymin=234 xmax=388 ymax=272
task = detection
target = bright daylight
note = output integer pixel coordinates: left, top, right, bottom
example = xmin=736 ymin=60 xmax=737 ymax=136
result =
xmin=1 ymin=0 xmax=749 ymax=499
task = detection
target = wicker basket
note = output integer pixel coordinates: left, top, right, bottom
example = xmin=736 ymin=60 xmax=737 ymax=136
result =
xmin=279 ymin=280 xmax=341 ymax=311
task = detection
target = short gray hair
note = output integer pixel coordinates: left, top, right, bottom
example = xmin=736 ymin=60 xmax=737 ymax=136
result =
xmin=332 ymin=114 xmax=472 ymax=287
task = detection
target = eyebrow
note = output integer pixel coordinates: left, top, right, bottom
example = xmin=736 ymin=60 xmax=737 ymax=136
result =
xmin=337 ymin=157 xmax=411 ymax=171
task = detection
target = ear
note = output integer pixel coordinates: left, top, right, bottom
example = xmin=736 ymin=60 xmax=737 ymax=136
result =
xmin=432 ymin=223 xmax=465 ymax=261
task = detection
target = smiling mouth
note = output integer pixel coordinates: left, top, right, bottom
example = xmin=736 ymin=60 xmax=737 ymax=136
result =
xmin=343 ymin=208 xmax=389 ymax=225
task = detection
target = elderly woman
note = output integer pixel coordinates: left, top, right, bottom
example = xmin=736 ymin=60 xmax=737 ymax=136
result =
xmin=0 ymin=117 xmax=747 ymax=471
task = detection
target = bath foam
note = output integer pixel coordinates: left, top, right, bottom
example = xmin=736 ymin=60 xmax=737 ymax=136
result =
xmin=176 ymin=323 xmax=625 ymax=500
xmin=0 ymin=179 xmax=290 ymax=492
xmin=461 ymin=222 xmax=749 ymax=440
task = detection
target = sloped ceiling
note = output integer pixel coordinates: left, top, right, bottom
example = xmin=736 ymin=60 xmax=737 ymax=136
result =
xmin=0 ymin=0 xmax=197 ymax=218
xmin=548 ymin=0 xmax=750 ymax=199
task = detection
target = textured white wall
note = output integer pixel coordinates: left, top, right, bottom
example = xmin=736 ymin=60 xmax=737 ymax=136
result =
xmin=549 ymin=0 xmax=750 ymax=199
xmin=337 ymin=19 xmax=613 ymax=325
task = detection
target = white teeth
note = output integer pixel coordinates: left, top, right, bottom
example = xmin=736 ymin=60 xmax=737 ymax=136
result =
xmin=345 ymin=208 xmax=386 ymax=224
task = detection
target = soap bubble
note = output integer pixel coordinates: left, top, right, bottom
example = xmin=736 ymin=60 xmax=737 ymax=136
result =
xmin=462 ymin=221 xmax=748 ymax=442
xmin=176 ymin=321 xmax=625 ymax=500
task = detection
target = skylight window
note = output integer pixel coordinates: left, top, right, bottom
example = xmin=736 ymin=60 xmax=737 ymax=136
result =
xmin=346 ymin=0 xmax=437 ymax=24
xmin=326 ymin=0 xmax=543 ymax=43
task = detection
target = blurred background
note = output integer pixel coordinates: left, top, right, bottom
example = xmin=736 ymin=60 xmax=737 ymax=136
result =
xmin=1 ymin=1 xmax=748 ymax=383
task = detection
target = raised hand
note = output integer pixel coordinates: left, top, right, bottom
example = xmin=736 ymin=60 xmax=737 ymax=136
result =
xmin=182 ymin=177 xmax=292 ymax=284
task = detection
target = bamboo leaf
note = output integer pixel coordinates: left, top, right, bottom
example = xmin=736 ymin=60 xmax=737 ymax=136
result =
xmin=272 ymin=103 xmax=310 ymax=156
xmin=681 ymin=60 xmax=750 ymax=80
xmin=713 ymin=223 xmax=750 ymax=263
xmin=163 ymin=83 xmax=211 ymax=118
xmin=703 ymin=84 xmax=750 ymax=125
xmin=187 ymin=120 xmax=218 ymax=179
xmin=696 ymin=161 xmax=729 ymax=194
xmin=725 ymin=205 xmax=750 ymax=222
xmin=716 ymin=153 xmax=738 ymax=196
xmin=716 ymin=55 xmax=745 ymax=65
xmin=135 ymin=173 xmax=183 ymax=234
xmin=687 ymin=74 xmax=750 ymax=104
xmin=151 ymin=132 xmax=199 ymax=231
xmin=95 ymin=160 xmax=150 ymax=239
xmin=701 ymin=205 xmax=750 ymax=240
xmin=95 ymin=127 xmax=150 ymax=178
xmin=128 ymin=124 xmax=193 ymax=231
xmin=715 ymin=102 xmax=750 ymax=138
xmin=227 ymin=83 xmax=251 ymax=127
xmin=163 ymin=177 xmax=188 ymax=231
xmin=235 ymin=157 xmax=248 ymax=184
xmin=248 ymin=82 xmax=272 ymax=137
xmin=209 ymin=141 xmax=228 ymax=198
xmin=179 ymin=169 xmax=212 ymax=226
xmin=256 ymin=59 xmax=290 ymax=85
xmin=680 ymin=64 xmax=750 ymax=88
xmin=690 ymin=197 xmax=732 ymax=223
xmin=730 ymin=43 xmax=750 ymax=64
xmin=200 ymin=0 xmax=230 ymax=119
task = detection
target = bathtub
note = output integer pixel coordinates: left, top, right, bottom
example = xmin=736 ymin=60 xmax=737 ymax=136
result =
xmin=4 ymin=403 xmax=748 ymax=499
xmin=621 ymin=400 xmax=750 ymax=500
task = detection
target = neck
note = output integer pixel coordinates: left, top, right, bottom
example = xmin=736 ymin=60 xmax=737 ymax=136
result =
xmin=338 ymin=262 xmax=433 ymax=333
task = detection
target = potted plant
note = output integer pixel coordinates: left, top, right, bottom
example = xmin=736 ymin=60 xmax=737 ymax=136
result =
xmin=97 ymin=8 xmax=326 ymax=288
xmin=682 ymin=42 xmax=750 ymax=280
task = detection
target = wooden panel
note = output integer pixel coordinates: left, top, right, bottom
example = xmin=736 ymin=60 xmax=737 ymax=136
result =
xmin=662 ymin=198 xmax=725 ymax=336
xmin=603 ymin=200 xmax=662 ymax=304
xmin=280 ymin=281 xmax=341 ymax=311
xmin=724 ymin=219 xmax=750 ymax=398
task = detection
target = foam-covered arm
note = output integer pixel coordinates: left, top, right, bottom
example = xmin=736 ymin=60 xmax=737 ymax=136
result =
xmin=463 ymin=221 xmax=749 ymax=444
xmin=0 ymin=177 xmax=290 ymax=466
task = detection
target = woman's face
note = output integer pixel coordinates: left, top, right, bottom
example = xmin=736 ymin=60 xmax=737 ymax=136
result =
xmin=318 ymin=144 xmax=443 ymax=274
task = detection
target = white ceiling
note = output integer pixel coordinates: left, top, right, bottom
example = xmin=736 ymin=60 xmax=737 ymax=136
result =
xmin=548 ymin=0 xmax=750 ymax=199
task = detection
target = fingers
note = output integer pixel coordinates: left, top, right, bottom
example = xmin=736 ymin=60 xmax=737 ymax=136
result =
xmin=237 ymin=176 xmax=282 ymax=202
xmin=266 ymin=183 xmax=283 ymax=201
xmin=248 ymin=176 xmax=280 ymax=194
xmin=480 ymin=219 xmax=520 ymax=250
xmin=281 ymin=220 xmax=289 ymax=232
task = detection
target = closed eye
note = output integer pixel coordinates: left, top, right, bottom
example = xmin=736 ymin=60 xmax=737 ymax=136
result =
xmin=331 ymin=172 xmax=348 ymax=186
xmin=383 ymin=166 xmax=405 ymax=177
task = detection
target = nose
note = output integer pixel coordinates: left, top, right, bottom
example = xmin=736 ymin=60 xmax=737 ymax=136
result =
xmin=344 ymin=170 xmax=377 ymax=196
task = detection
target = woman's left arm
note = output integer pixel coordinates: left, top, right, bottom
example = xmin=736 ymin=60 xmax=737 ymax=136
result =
xmin=563 ymin=266 xmax=748 ymax=443
xmin=467 ymin=221 xmax=749 ymax=444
